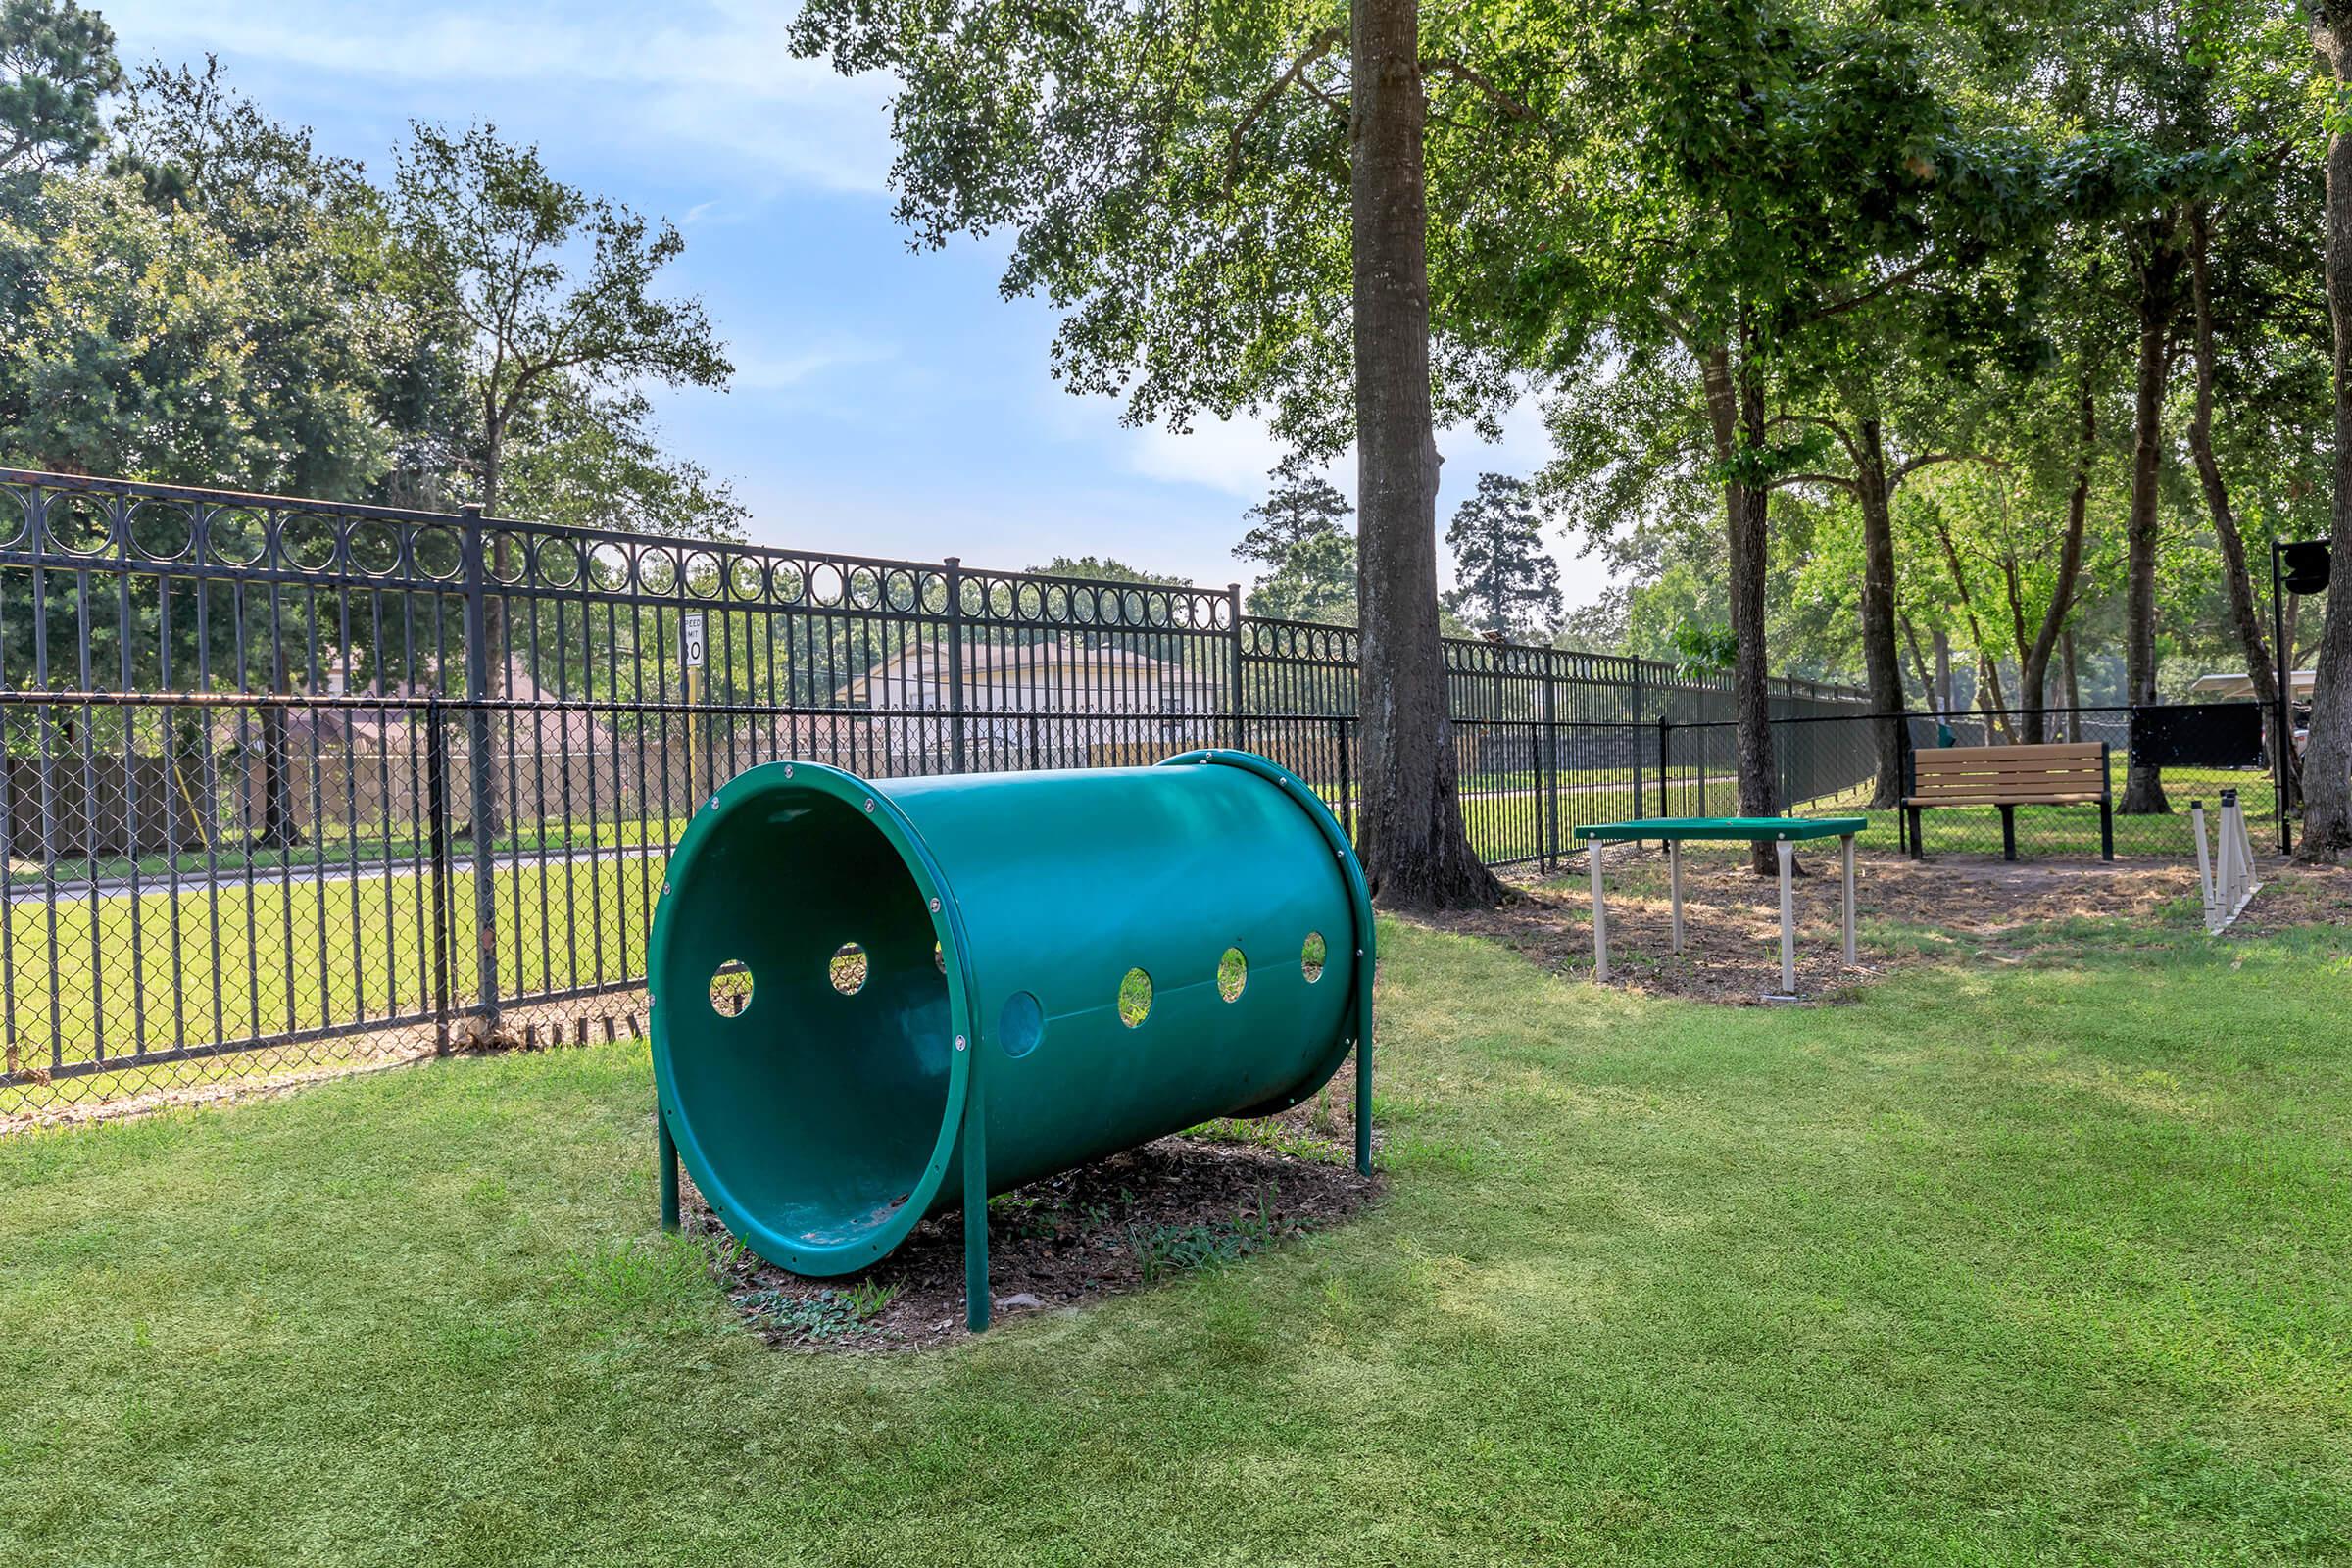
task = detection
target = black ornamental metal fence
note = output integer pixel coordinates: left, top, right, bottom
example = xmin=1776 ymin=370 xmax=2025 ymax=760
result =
xmin=0 ymin=466 xmax=1884 ymax=1116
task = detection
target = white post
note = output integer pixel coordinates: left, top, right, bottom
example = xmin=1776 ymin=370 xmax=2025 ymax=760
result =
xmin=1776 ymin=837 xmax=1796 ymax=996
xmin=1589 ymin=837 xmax=1609 ymax=983
xmin=1668 ymin=837 xmax=1684 ymax=955
xmin=2232 ymin=794 xmax=2261 ymax=906
xmin=2191 ymin=802 xmax=2217 ymax=933
xmin=1840 ymin=833 xmax=1857 ymax=966
xmin=2218 ymin=797 xmax=2241 ymax=922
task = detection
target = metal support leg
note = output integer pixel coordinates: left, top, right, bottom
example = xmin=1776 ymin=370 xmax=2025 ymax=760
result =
xmin=2191 ymin=802 xmax=2217 ymax=931
xmin=1839 ymin=834 xmax=1856 ymax=966
xmin=962 ymin=1072 xmax=991 ymax=1333
xmin=1667 ymin=838 xmax=1684 ymax=956
xmin=1353 ymin=966 xmax=1374 ymax=1178
xmin=1775 ymin=838 xmax=1796 ymax=997
xmin=1589 ymin=839 xmax=1609 ymax=983
xmin=657 ymin=1098 xmax=680 ymax=1234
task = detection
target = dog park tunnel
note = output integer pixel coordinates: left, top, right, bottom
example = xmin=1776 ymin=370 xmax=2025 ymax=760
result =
xmin=648 ymin=753 xmax=1374 ymax=1319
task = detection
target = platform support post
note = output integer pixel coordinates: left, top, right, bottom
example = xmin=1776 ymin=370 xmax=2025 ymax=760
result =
xmin=1667 ymin=838 xmax=1684 ymax=956
xmin=1840 ymin=834 xmax=1857 ymax=966
xmin=1589 ymin=838 xmax=1609 ymax=982
xmin=962 ymin=1064 xmax=991 ymax=1333
xmin=657 ymin=1099 xmax=680 ymax=1234
xmin=1775 ymin=838 xmax=1796 ymax=996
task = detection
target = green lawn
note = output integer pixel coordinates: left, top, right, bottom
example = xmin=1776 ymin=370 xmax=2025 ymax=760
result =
xmin=0 ymin=851 xmax=664 ymax=1111
xmin=4 ymin=895 xmax=2349 ymax=1565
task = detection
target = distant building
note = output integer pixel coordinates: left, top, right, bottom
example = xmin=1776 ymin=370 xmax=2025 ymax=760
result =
xmin=839 ymin=636 xmax=1219 ymax=760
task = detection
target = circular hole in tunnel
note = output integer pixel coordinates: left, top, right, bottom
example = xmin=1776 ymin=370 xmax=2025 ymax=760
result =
xmin=709 ymin=960 xmax=753 ymax=1016
xmin=1117 ymin=968 xmax=1152 ymax=1027
xmin=1218 ymin=947 xmax=1247 ymax=1002
xmin=1000 ymin=991 xmax=1044 ymax=1057
xmin=829 ymin=942 xmax=868 ymax=996
xmin=1302 ymin=932 xmax=1327 ymax=983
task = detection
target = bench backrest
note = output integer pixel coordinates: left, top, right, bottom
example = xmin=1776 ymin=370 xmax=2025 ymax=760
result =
xmin=1908 ymin=741 xmax=2109 ymax=804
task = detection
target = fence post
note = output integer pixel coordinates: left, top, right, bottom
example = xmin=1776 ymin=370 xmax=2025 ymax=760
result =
xmin=459 ymin=507 xmax=501 ymax=1036
xmin=1657 ymin=713 xmax=1671 ymax=820
xmin=1227 ymin=585 xmax=1249 ymax=754
xmin=944 ymin=557 xmax=967 ymax=773
xmin=424 ymin=694 xmax=452 ymax=1054
xmin=1335 ymin=715 xmax=1354 ymax=843
xmin=1631 ymin=665 xmax=1645 ymax=845
xmin=1539 ymin=655 xmax=1559 ymax=869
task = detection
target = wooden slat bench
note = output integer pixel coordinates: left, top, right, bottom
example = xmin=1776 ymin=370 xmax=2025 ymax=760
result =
xmin=1903 ymin=741 xmax=2113 ymax=860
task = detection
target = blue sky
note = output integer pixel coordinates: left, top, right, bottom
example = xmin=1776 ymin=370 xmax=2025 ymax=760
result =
xmin=101 ymin=0 xmax=1611 ymax=605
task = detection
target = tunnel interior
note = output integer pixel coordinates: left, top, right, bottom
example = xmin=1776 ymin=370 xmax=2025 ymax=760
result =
xmin=656 ymin=779 xmax=956 ymax=1262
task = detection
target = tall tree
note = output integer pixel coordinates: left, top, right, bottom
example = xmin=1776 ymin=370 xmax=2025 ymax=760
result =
xmin=2302 ymin=2 xmax=2352 ymax=860
xmin=1531 ymin=0 xmax=1954 ymax=866
xmin=1236 ymin=467 xmax=1357 ymax=623
xmin=0 ymin=0 xmax=116 ymax=177
xmin=387 ymin=121 xmax=729 ymax=713
xmin=790 ymin=0 xmax=1523 ymax=906
xmin=388 ymin=122 xmax=730 ymax=520
xmin=1444 ymin=472 xmax=1562 ymax=638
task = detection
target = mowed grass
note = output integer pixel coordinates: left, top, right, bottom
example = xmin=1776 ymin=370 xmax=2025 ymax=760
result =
xmin=4 ymin=903 xmax=2351 ymax=1565
xmin=0 ymin=851 xmax=665 ymax=1106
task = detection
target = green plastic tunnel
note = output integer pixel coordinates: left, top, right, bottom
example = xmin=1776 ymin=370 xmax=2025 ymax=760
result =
xmin=646 ymin=749 xmax=1374 ymax=1330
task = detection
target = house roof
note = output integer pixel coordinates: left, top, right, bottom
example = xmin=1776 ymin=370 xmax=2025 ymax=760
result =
xmin=842 ymin=636 xmax=1215 ymax=697
xmin=2188 ymin=670 xmax=2317 ymax=700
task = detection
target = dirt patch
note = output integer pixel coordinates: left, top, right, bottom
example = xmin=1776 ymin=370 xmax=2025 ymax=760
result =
xmin=1419 ymin=849 xmax=2347 ymax=1004
xmin=686 ymin=1104 xmax=1382 ymax=1352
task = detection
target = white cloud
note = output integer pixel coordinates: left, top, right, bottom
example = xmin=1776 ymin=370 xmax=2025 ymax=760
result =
xmin=100 ymin=0 xmax=899 ymax=191
xmin=724 ymin=337 xmax=899 ymax=393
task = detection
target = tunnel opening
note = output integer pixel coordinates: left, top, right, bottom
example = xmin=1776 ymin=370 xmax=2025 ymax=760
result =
xmin=653 ymin=772 xmax=962 ymax=1270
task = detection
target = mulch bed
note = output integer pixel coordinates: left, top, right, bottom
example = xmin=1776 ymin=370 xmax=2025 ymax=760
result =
xmin=1418 ymin=849 xmax=2349 ymax=1005
xmin=685 ymin=1090 xmax=1383 ymax=1352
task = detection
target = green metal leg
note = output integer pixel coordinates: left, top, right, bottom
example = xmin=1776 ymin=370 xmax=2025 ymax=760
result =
xmin=657 ymin=1100 xmax=679 ymax=1234
xmin=1353 ymin=1028 xmax=1373 ymax=1178
xmin=962 ymin=1073 xmax=991 ymax=1333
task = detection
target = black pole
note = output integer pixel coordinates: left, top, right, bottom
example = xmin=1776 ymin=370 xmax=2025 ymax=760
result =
xmin=2274 ymin=540 xmax=2292 ymax=856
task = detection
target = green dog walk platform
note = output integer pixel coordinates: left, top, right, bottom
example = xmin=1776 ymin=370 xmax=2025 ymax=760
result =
xmin=1571 ymin=816 xmax=1868 ymax=999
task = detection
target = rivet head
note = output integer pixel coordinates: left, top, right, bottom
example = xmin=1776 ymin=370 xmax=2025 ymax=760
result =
xmin=928 ymin=897 xmax=941 ymax=913
xmin=955 ymin=1035 xmax=967 ymax=1052
xmin=784 ymin=763 xmax=795 ymax=777
xmin=863 ymin=798 xmax=875 ymax=812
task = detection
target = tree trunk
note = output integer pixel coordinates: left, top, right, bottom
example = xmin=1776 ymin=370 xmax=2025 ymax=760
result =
xmin=1854 ymin=418 xmax=1904 ymax=807
xmin=2018 ymin=378 xmax=2094 ymax=746
xmin=2186 ymin=203 xmax=2292 ymax=801
xmin=2062 ymin=625 xmax=2082 ymax=741
xmin=1348 ymin=0 xmax=1498 ymax=907
xmin=2121 ymin=237 xmax=2180 ymax=813
xmin=2304 ymin=8 xmax=2352 ymax=859
xmin=256 ymin=697 xmax=302 ymax=851
xmin=1900 ymin=612 xmax=1933 ymax=702
xmin=1933 ymin=626 xmax=1954 ymax=712
xmin=1728 ymin=354 xmax=1780 ymax=872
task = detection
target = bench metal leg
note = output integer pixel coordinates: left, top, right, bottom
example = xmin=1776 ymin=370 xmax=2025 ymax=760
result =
xmin=1776 ymin=838 xmax=1796 ymax=997
xmin=2099 ymin=799 xmax=2114 ymax=861
xmin=1999 ymin=804 xmax=2017 ymax=861
xmin=1906 ymin=807 xmax=1923 ymax=860
xmin=1589 ymin=839 xmax=1609 ymax=983
xmin=1668 ymin=838 xmax=1684 ymax=956
xmin=1840 ymin=834 xmax=1856 ymax=966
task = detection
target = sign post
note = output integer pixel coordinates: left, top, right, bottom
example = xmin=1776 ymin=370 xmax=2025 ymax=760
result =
xmin=682 ymin=612 xmax=707 ymax=800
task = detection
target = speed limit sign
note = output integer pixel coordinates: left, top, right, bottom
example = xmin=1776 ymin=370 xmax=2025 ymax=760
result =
xmin=681 ymin=612 xmax=706 ymax=670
